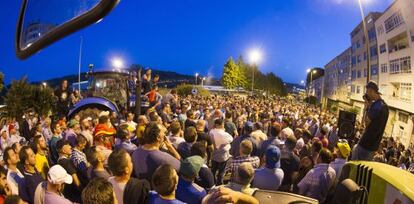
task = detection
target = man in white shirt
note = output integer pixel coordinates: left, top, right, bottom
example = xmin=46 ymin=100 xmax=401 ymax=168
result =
xmin=3 ymin=147 xmax=24 ymax=195
xmin=209 ymin=118 xmax=233 ymax=185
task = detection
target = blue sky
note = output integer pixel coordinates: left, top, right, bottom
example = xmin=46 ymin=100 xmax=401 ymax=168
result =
xmin=0 ymin=0 xmax=392 ymax=85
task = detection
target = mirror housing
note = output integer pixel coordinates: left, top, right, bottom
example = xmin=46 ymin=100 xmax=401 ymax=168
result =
xmin=16 ymin=0 xmax=119 ymax=60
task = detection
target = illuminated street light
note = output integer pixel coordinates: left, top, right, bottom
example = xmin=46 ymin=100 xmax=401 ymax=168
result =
xmin=112 ymin=58 xmax=124 ymax=70
xmin=248 ymin=49 xmax=263 ymax=95
xmin=195 ymin=73 xmax=199 ymax=85
xmin=202 ymin=77 xmax=206 ymax=86
xmin=42 ymin=82 xmax=47 ymax=87
xmin=357 ymin=0 xmax=371 ymax=83
xmin=301 ymin=80 xmax=305 ymax=84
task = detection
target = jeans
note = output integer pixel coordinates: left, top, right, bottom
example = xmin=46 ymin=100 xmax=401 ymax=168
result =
xmin=211 ymin=160 xmax=228 ymax=185
xmin=351 ymin=144 xmax=374 ymax=161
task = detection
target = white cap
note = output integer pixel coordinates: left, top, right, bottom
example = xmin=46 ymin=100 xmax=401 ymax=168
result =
xmin=47 ymin=165 xmax=73 ymax=185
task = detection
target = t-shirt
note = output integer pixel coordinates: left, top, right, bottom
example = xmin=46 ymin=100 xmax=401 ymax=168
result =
xmin=21 ymin=170 xmax=44 ymax=204
xmin=168 ymin=136 xmax=185 ymax=149
xmin=177 ymin=142 xmax=193 ymax=160
xmin=58 ymin=157 xmax=81 ymax=203
xmin=108 ymin=177 xmax=127 ymax=204
xmin=131 ymin=147 xmax=180 ymax=182
xmin=224 ymin=120 xmax=237 ymax=137
xmin=209 ymin=128 xmax=233 ymax=162
xmin=230 ymin=135 xmax=259 ymax=157
xmin=34 ymin=153 xmax=49 ymax=179
xmin=176 ymin=177 xmax=206 ymax=204
xmin=359 ymin=99 xmax=389 ymax=151
xmin=252 ymin=167 xmax=284 ymax=191
xmin=148 ymin=191 xmax=186 ymax=204
xmin=280 ymin=150 xmax=300 ymax=189
xmin=195 ymin=166 xmax=215 ymax=191
xmin=196 ymin=132 xmax=212 ymax=146
xmin=44 ymin=190 xmax=73 ymax=204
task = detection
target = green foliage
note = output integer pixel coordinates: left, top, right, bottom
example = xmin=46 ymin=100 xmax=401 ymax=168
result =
xmin=221 ymin=57 xmax=247 ymax=89
xmin=5 ymin=77 xmax=56 ymax=120
xmin=176 ymin=84 xmax=210 ymax=97
xmin=0 ymin=72 xmax=3 ymax=92
xmin=230 ymin=56 xmax=287 ymax=96
xmin=348 ymin=107 xmax=360 ymax=115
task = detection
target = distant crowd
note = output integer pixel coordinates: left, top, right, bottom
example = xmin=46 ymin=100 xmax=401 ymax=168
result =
xmin=0 ymin=72 xmax=412 ymax=204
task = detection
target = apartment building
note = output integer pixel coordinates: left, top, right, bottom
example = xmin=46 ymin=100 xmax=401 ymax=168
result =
xmin=323 ymin=47 xmax=352 ymax=110
xmin=349 ymin=12 xmax=383 ymax=119
xmin=375 ymin=0 xmax=414 ymax=148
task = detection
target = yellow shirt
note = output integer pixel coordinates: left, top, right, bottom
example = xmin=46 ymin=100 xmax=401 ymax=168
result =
xmin=35 ymin=153 xmax=49 ymax=179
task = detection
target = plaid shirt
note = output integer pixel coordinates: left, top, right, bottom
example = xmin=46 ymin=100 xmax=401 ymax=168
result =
xmin=225 ymin=155 xmax=260 ymax=180
xmin=71 ymin=148 xmax=88 ymax=172
xmin=297 ymin=163 xmax=336 ymax=202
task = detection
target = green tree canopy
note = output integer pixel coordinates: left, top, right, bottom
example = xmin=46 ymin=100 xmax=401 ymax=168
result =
xmin=222 ymin=57 xmax=247 ymax=89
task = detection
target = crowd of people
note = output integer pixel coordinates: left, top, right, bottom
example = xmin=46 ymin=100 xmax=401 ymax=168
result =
xmin=0 ymin=75 xmax=413 ymax=204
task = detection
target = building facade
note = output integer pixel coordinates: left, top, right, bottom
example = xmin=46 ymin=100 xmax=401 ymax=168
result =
xmin=375 ymin=0 xmax=414 ymax=149
xmin=349 ymin=12 xmax=383 ymax=120
xmin=323 ymin=47 xmax=352 ymax=110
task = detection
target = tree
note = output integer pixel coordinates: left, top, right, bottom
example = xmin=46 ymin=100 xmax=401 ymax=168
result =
xmin=5 ymin=77 xmax=56 ymax=120
xmin=0 ymin=72 xmax=3 ymax=92
xmin=222 ymin=57 xmax=246 ymax=89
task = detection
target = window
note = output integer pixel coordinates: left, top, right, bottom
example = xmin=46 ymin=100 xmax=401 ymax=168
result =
xmin=351 ymin=70 xmax=357 ymax=79
xmin=352 ymin=56 xmax=357 ymax=67
xmin=400 ymin=56 xmax=411 ymax=74
xmin=400 ymin=83 xmax=411 ymax=102
xmin=380 ymin=84 xmax=387 ymax=96
xmin=398 ymin=112 xmax=409 ymax=123
xmin=357 ymin=70 xmax=361 ymax=78
xmin=380 ymin=44 xmax=387 ymax=54
xmin=390 ymin=59 xmax=400 ymax=74
xmin=368 ymin=27 xmax=376 ymax=42
xmin=381 ymin=63 xmax=388 ymax=73
xmin=384 ymin=10 xmax=404 ymax=33
xmin=390 ymin=56 xmax=411 ymax=74
xmin=377 ymin=25 xmax=384 ymax=35
xmin=351 ymin=85 xmax=356 ymax=93
xmin=357 ymin=55 xmax=361 ymax=63
xmin=356 ymin=40 xmax=361 ymax=48
xmin=371 ymin=64 xmax=378 ymax=75
xmin=370 ymin=46 xmax=378 ymax=57
xmin=357 ymin=86 xmax=361 ymax=94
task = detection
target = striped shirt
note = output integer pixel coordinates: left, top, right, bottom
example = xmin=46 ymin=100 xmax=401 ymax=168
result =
xmin=297 ymin=163 xmax=336 ymax=202
xmin=225 ymin=155 xmax=260 ymax=180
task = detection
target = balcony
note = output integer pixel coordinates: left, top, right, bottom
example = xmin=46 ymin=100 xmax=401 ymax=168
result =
xmin=388 ymin=32 xmax=410 ymax=54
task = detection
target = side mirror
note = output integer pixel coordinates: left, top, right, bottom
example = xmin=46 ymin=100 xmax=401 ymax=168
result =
xmin=16 ymin=0 xmax=119 ymax=60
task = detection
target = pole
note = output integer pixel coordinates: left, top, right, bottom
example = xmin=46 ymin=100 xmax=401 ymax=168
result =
xmin=195 ymin=76 xmax=197 ymax=85
xmin=135 ymin=68 xmax=142 ymax=121
xmin=78 ymin=36 xmax=83 ymax=94
xmin=251 ymin=64 xmax=255 ymax=96
xmin=358 ymin=0 xmax=370 ymax=83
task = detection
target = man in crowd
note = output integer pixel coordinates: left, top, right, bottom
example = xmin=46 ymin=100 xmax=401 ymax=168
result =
xmin=56 ymin=139 xmax=81 ymax=203
xmin=86 ymin=146 xmax=111 ymax=180
xmin=279 ymin=135 xmax=300 ymax=192
xmin=176 ymin=156 xmax=207 ymax=204
xmin=224 ymin=162 xmax=257 ymax=196
xmin=298 ymin=148 xmax=336 ymax=203
xmin=330 ymin=140 xmax=351 ymax=181
xmin=135 ymin=115 xmax=149 ymax=145
xmin=352 ymin=81 xmax=389 ymax=161
xmin=167 ymin=121 xmax=185 ymax=149
xmin=82 ymin=178 xmax=116 ymax=204
xmin=3 ymin=147 xmax=24 ymax=195
xmin=116 ymin=123 xmax=138 ymax=154
xmin=19 ymin=146 xmax=44 ymax=204
xmin=209 ymin=119 xmax=233 ymax=185
xmin=251 ymin=122 xmax=267 ymax=144
xmin=54 ymin=80 xmax=71 ymax=116
xmin=31 ymin=135 xmax=49 ymax=179
xmin=230 ymin=121 xmax=259 ymax=157
xmin=252 ymin=145 xmax=284 ymax=191
xmin=64 ymin=119 xmax=81 ymax=147
xmin=80 ymin=117 xmax=94 ymax=147
xmin=190 ymin=142 xmax=215 ymax=191
xmin=177 ymin=126 xmax=198 ymax=159
xmin=49 ymin=123 xmax=62 ymax=164
xmin=33 ymin=164 xmax=73 ymax=204
xmin=224 ymin=111 xmax=238 ymax=138
xmin=149 ymin=164 xmax=185 ymax=204
xmin=108 ymin=149 xmax=150 ymax=204
xmin=71 ymin=135 xmax=89 ymax=187
xmin=132 ymin=122 xmax=180 ymax=182
xmin=225 ymin=140 xmax=260 ymax=181
xmin=260 ymin=122 xmax=281 ymax=157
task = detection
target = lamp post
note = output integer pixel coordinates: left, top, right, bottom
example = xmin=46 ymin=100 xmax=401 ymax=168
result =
xmin=112 ymin=58 xmax=124 ymax=71
xmin=358 ymin=0 xmax=371 ymax=83
xmin=195 ymin=73 xmax=199 ymax=85
xmin=248 ymin=49 xmax=262 ymax=96
xmin=202 ymin=77 xmax=206 ymax=87
xmin=306 ymin=69 xmax=317 ymax=103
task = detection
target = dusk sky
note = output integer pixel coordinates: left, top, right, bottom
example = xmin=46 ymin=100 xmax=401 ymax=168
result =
xmin=0 ymin=0 xmax=392 ymax=85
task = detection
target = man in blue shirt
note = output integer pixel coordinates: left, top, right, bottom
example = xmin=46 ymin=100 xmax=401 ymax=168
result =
xmin=230 ymin=121 xmax=259 ymax=157
xmin=176 ymin=156 xmax=206 ymax=204
xmin=149 ymin=164 xmax=186 ymax=204
xmin=252 ymin=145 xmax=284 ymax=191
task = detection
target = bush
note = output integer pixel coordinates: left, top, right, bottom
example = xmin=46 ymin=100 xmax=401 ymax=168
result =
xmin=176 ymin=84 xmax=210 ymax=97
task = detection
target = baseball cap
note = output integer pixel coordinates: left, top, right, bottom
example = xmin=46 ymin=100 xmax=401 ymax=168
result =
xmin=337 ymin=140 xmax=351 ymax=158
xmin=67 ymin=119 xmax=79 ymax=128
xmin=48 ymin=165 xmax=73 ymax=185
xmin=99 ymin=111 xmax=110 ymax=117
xmin=244 ymin=121 xmax=254 ymax=132
xmin=265 ymin=145 xmax=281 ymax=169
xmin=179 ymin=156 xmax=204 ymax=177
xmin=366 ymin=81 xmax=381 ymax=94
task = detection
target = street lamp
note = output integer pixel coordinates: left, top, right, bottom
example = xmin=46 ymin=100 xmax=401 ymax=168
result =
xmin=202 ymin=77 xmax=206 ymax=87
xmin=195 ymin=73 xmax=199 ymax=85
xmin=357 ymin=0 xmax=371 ymax=83
xmin=306 ymin=69 xmax=317 ymax=103
xmin=42 ymin=82 xmax=47 ymax=87
xmin=248 ymin=49 xmax=263 ymax=95
xmin=112 ymin=58 xmax=124 ymax=71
